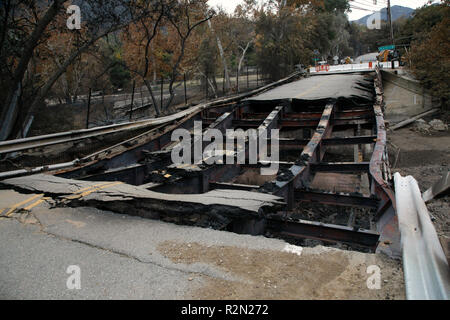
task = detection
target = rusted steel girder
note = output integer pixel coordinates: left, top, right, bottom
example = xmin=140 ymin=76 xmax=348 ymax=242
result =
xmin=67 ymin=110 xmax=238 ymax=184
xmin=259 ymin=136 xmax=377 ymax=151
xmin=294 ymin=190 xmax=379 ymax=209
xmin=263 ymin=103 xmax=335 ymax=208
xmin=267 ymin=218 xmax=380 ymax=249
xmin=240 ymin=109 xmax=373 ymax=121
xmin=370 ymin=68 xmax=396 ymax=221
xmin=310 ymin=162 xmax=370 ymax=173
xmin=231 ymin=116 xmax=373 ymax=129
xmin=57 ymin=108 xmax=207 ymax=179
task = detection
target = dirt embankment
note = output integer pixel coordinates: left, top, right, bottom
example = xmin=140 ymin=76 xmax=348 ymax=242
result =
xmin=388 ymin=127 xmax=449 ymax=238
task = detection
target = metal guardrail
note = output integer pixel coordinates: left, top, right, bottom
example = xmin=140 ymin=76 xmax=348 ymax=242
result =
xmin=0 ymin=108 xmax=196 ymax=154
xmin=394 ymin=173 xmax=450 ymax=300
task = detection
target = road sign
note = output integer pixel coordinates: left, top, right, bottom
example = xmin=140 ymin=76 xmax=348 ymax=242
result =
xmin=378 ymin=45 xmax=395 ymax=52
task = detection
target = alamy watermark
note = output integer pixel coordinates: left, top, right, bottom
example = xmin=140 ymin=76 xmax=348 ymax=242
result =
xmin=366 ymin=265 xmax=381 ymax=290
xmin=171 ymin=121 xmax=280 ymax=176
xmin=67 ymin=5 xmax=81 ymax=30
xmin=66 ymin=265 xmax=81 ymax=290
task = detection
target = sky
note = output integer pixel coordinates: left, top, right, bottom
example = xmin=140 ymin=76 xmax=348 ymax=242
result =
xmin=207 ymin=0 xmax=441 ymax=21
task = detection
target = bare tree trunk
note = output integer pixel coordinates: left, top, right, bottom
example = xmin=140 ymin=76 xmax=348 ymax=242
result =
xmin=164 ymin=13 xmax=213 ymax=112
xmin=21 ymin=22 xmax=133 ymax=135
xmin=197 ymin=68 xmax=217 ymax=98
xmin=207 ymin=19 xmax=231 ymax=93
xmin=0 ymin=0 xmax=64 ymax=140
xmin=144 ymin=79 xmax=161 ymax=117
xmin=236 ymin=40 xmax=252 ymax=92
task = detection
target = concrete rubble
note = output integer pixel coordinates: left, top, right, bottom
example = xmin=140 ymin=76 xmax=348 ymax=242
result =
xmin=413 ymin=119 xmax=448 ymax=134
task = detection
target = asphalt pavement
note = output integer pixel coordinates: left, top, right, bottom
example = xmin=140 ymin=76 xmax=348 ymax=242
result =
xmin=0 ymin=189 xmax=405 ymax=300
xmin=246 ymin=73 xmax=373 ymax=102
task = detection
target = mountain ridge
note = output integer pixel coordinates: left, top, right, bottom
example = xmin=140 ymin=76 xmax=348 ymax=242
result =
xmin=352 ymin=5 xmax=415 ymax=25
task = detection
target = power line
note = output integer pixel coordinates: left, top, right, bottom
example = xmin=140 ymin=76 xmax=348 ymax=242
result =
xmin=352 ymin=0 xmax=386 ymax=8
xmin=355 ymin=0 xmax=387 ymax=6
xmin=350 ymin=0 xmax=387 ymax=6
xmin=349 ymin=0 xmax=387 ymax=12
xmin=349 ymin=5 xmax=379 ymax=13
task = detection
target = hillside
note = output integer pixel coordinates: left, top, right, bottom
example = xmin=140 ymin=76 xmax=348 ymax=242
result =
xmin=353 ymin=5 xmax=415 ymax=25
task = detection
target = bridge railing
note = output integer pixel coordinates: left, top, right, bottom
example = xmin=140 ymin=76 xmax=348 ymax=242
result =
xmin=310 ymin=61 xmax=400 ymax=74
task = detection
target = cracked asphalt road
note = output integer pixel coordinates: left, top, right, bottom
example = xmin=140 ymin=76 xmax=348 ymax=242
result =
xmin=0 ymin=189 xmax=405 ymax=300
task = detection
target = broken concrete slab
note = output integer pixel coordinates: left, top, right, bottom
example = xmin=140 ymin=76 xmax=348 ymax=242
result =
xmin=413 ymin=119 xmax=432 ymax=134
xmin=429 ymin=119 xmax=448 ymax=132
xmin=0 ymin=174 xmax=284 ymax=227
xmin=423 ymin=171 xmax=450 ymax=203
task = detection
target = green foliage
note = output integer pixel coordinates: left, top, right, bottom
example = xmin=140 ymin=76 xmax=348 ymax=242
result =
xmin=252 ymin=1 xmax=356 ymax=80
xmin=401 ymin=3 xmax=447 ymax=41
xmin=255 ymin=9 xmax=313 ymax=80
xmin=323 ymin=0 xmax=350 ymax=13
xmin=408 ymin=4 xmax=450 ymax=108
xmin=197 ymin=32 xmax=219 ymax=78
xmin=109 ymin=59 xmax=131 ymax=89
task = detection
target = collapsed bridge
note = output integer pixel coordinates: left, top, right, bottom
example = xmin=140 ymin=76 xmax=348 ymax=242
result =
xmin=0 ymin=69 xmax=399 ymax=256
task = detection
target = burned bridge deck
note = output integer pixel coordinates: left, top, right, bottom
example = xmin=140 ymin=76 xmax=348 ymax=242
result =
xmin=0 ymin=71 xmax=398 ymax=254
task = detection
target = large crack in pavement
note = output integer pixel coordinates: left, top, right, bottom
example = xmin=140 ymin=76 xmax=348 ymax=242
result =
xmin=2 ymin=207 xmax=239 ymax=284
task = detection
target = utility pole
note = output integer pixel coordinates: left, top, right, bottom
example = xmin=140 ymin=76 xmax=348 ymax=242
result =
xmin=387 ymin=0 xmax=394 ymax=45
